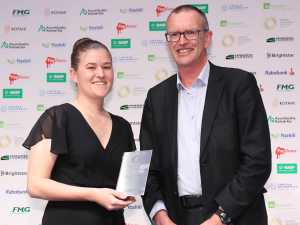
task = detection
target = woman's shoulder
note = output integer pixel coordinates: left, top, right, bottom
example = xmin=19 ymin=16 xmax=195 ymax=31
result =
xmin=109 ymin=113 xmax=131 ymax=128
xmin=44 ymin=103 xmax=71 ymax=117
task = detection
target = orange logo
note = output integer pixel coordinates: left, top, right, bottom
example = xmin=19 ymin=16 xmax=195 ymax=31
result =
xmin=9 ymin=73 xmax=30 ymax=85
xmin=259 ymin=85 xmax=264 ymax=92
xmin=289 ymin=68 xmax=295 ymax=75
xmin=156 ymin=5 xmax=174 ymax=17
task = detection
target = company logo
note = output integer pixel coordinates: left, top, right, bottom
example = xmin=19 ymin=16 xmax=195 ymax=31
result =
xmin=264 ymin=17 xmax=277 ymax=30
xmin=0 ymin=135 xmax=12 ymax=148
xmin=272 ymin=99 xmax=295 ymax=108
xmin=37 ymin=105 xmax=50 ymax=111
xmin=38 ymin=25 xmax=66 ymax=32
xmin=275 ymin=147 xmax=297 ymax=159
xmin=80 ymin=8 xmax=107 ymax=16
xmin=264 ymin=3 xmax=293 ymax=10
xmin=221 ymin=35 xmax=235 ymax=47
xmin=111 ymin=39 xmax=131 ymax=48
xmin=1 ymin=41 xmax=29 ymax=49
xmin=1 ymin=171 xmax=28 ymax=176
xmin=148 ymin=55 xmax=173 ymax=62
xmin=191 ymin=4 xmax=208 ymax=14
xmin=43 ymin=43 xmax=66 ymax=48
xmin=120 ymin=8 xmax=143 ymax=14
xmin=220 ymin=20 xmax=249 ymax=28
xmin=117 ymin=72 xmax=144 ymax=79
xmin=116 ymin=23 xmax=137 ymax=34
xmin=277 ymin=164 xmax=297 ymax=174
xmin=9 ymin=73 xmax=30 ymax=85
xmin=7 ymin=59 xmax=31 ymax=64
xmin=39 ymin=90 xmax=66 ymax=97
xmin=149 ymin=22 xmax=166 ymax=31
xmin=267 ymin=37 xmax=294 ymax=43
xmin=221 ymin=5 xmax=248 ymax=11
xmin=271 ymin=133 xmax=296 ymax=139
xmin=226 ymin=54 xmax=253 ymax=60
xmin=120 ymin=105 xmax=143 ymax=110
xmin=141 ymin=39 xmax=148 ymax=46
xmin=268 ymin=201 xmax=298 ymax=210
xmin=259 ymin=85 xmax=264 ymax=92
xmin=3 ymin=89 xmax=23 ymax=98
xmin=47 ymin=73 xmax=66 ymax=82
xmin=0 ymin=122 xmax=25 ymax=130
xmin=12 ymin=207 xmax=30 ymax=214
xmin=268 ymin=116 xmax=295 ymax=123
xmin=44 ymin=8 xmax=66 ymax=17
xmin=155 ymin=69 xmax=169 ymax=82
xmin=117 ymin=86 xmax=131 ymax=98
xmin=6 ymin=189 xmax=28 ymax=194
xmin=0 ymin=106 xmax=7 ymax=112
xmin=269 ymin=183 xmax=298 ymax=191
xmin=4 ymin=25 xmax=26 ymax=33
xmin=114 ymin=56 xmax=139 ymax=63
xmin=2 ymin=155 xmax=28 ymax=160
xmin=126 ymin=204 xmax=143 ymax=210
xmin=80 ymin=26 xmax=103 ymax=31
xmin=0 ymin=105 xmax=28 ymax=113
xmin=12 ymin=10 xmax=30 ymax=16
xmin=142 ymin=39 xmax=167 ymax=47
xmin=267 ymin=53 xmax=294 ymax=58
xmin=265 ymin=68 xmax=295 ymax=75
xmin=277 ymin=84 xmax=294 ymax=91
xmin=46 ymin=57 xmax=66 ymax=68
xmin=156 ymin=5 xmax=174 ymax=17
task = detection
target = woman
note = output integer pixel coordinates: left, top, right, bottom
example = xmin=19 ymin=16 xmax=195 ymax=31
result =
xmin=23 ymin=38 xmax=136 ymax=225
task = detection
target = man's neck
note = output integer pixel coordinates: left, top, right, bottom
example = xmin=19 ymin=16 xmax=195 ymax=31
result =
xmin=178 ymin=56 xmax=207 ymax=89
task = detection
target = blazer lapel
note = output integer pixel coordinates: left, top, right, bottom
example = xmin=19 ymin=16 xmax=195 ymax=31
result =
xmin=200 ymin=62 xmax=224 ymax=157
xmin=165 ymin=75 xmax=178 ymax=172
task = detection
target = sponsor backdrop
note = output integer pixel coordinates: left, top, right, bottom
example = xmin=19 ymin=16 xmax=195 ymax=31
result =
xmin=0 ymin=0 xmax=299 ymax=224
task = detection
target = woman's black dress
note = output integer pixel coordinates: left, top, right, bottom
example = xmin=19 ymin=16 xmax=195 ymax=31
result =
xmin=23 ymin=103 xmax=136 ymax=225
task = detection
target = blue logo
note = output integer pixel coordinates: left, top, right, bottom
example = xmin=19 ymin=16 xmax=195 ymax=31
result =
xmin=118 ymin=56 xmax=138 ymax=63
xmin=270 ymin=183 xmax=277 ymax=190
xmin=149 ymin=39 xmax=167 ymax=46
xmin=51 ymin=43 xmax=66 ymax=48
xmin=0 ymin=105 xmax=7 ymax=112
xmin=221 ymin=5 xmax=227 ymax=11
xmin=39 ymin=90 xmax=66 ymax=97
xmin=4 ymin=106 xmax=28 ymax=112
xmin=141 ymin=39 xmax=148 ymax=46
xmin=126 ymin=204 xmax=143 ymax=210
xmin=270 ymin=183 xmax=298 ymax=190
xmin=89 ymin=25 xmax=103 ymax=31
xmin=39 ymin=90 xmax=46 ymax=97
xmin=112 ymin=56 xmax=118 ymax=63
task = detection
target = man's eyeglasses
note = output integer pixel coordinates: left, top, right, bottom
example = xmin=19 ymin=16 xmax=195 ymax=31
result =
xmin=165 ymin=29 xmax=208 ymax=42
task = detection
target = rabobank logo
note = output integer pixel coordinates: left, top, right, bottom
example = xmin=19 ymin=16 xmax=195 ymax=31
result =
xmin=6 ymin=189 xmax=28 ymax=194
xmin=111 ymin=39 xmax=131 ymax=49
xmin=149 ymin=22 xmax=166 ymax=31
xmin=265 ymin=68 xmax=295 ymax=75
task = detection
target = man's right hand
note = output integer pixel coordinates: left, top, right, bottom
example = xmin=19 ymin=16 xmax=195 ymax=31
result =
xmin=154 ymin=210 xmax=177 ymax=225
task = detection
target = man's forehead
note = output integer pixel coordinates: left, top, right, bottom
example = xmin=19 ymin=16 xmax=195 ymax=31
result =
xmin=167 ymin=10 xmax=203 ymax=30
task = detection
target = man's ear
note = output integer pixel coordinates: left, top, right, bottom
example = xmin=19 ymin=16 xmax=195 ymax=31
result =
xmin=205 ymin=30 xmax=213 ymax=49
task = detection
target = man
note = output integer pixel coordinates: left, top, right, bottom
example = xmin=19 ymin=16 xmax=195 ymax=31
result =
xmin=140 ymin=5 xmax=271 ymax=225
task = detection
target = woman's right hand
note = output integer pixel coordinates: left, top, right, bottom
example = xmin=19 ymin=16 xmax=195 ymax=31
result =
xmin=90 ymin=188 xmax=136 ymax=211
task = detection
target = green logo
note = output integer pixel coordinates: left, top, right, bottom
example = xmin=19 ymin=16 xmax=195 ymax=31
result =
xmin=120 ymin=9 xmax=128 ymax=14
xmin=268 ymin=202 xmax=275 ymax=208
xmin=37 ymin=105 xmax=44 ymax=111
xmin=277 ymin=164 xmax=297 ymax=174
xmin=42 ymin=43 xmax=50 ymax=48
xmin=117 ymin=72 xmax=124 ymax=78
xmin=38 ymin=25 xmax=46 ymax=32
xmin=271 ymin=134 xmax=279 ymax=139
xmin=3 ymin=89 xmax=23 ymax=98
xmin=1 ymin=42 xmax=9 ymax=48
xmin=111 ymin=39 xmax=131 ymax=48
xmin=1 ymin=155 xmax=9 ymax=160
xmin=120 ymin=105 xmax=129 ymax=110
xmin=0 ymin=121 xmax=3 ymax=128
xmin=268 ymin=116 xmax=274 ymax=123
xmin=220 ymin=20 xmax=228 ymax=27
xmin=7 ymin=59 xmax=15 ymax=64
xmin=264 ymin=3 xmax=271 ymax=9
xmin=226 ymin=55 xmax=234 ymax=60
xmin=80 ymin=8 xmax=87 ymax=15
xmin=267 ymin=38 xmax=275 ymax=42
xmin=149 ymin=22 xmax=166 ymax=31
xmin=148 ymin=55 xmax=155 ymax=61
xmin=80 ymin=26 xmax=88 ymax=31
xmin=191 ymin=4 xmax=209 ymax=14
xmin=47 ymin=73 xmax=66 ymax=82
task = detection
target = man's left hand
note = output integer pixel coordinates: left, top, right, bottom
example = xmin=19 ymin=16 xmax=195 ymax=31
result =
xmin=200 ymin=214 xmax=225 ymax=225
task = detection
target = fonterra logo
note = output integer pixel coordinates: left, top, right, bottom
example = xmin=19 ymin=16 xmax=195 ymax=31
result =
xmin=111 ymin=39 xmax=131 ymax=48
xmin=12 ymin=207 xmax=30 ymax=214
xmin=47 ymin=73 xmax=66 ymax=82
xmin=9 ymin=73 xmax=30 ymax=85
xmin=149 ymin=22 xmax=166 ymax=31
xmin=12 ymin=10 xmax=30 ymax=16
xmin=116 ymin=23 xmax=137 ymax=34
xmin=191 ymin=4 xmax=209 ymax=14
xmin=156 ymin=5 xmax=174 ymax=17
xmin=277 ymin=164 xmax=297 ymax=174
xmin=275 ymin=147 xmax=297 ymax=159
xmin=46 ymin=57 xmax=66 ymax=68
xmin=3 ymin=89 xmax=23 ymax=98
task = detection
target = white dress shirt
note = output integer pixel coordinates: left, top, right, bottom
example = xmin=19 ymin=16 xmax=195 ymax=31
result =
xmin=150 ymin=61 xmax=210 ymax=223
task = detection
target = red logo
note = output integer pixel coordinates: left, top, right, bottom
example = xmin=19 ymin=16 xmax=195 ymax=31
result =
xmin=46 ymin=57 xmax=66 ymax=68
xmin=156 ymin=5 xmax=174 ymax=17
xmin=289 ymin=68 xmax=295 ymax=75
xmin=116 ymin=23 xmax=137 ymax=34
xmin=9 ymin=73 xmax=30 ymax=85
xmin=259 ymin=85 xmax=264 ymax=92
xmin=275 ymin=147 xmax=297 ymax=159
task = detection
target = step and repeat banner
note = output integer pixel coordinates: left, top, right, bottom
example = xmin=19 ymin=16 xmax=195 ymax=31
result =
xmin=0 ymin=0 xmax=299 ymax=224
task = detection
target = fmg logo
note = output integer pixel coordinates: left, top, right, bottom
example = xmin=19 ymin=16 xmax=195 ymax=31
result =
xmin=13 ymin=10 xmax=30 ymax=16
xmin=12 ymin=207 xmax=30 ymax=214
xmin=277 ymin=84 xmax=294 ymax=91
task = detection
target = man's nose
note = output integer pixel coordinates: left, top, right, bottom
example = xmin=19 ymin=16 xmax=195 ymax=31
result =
xmin=178 ymin=33 xmax=189 ymax=45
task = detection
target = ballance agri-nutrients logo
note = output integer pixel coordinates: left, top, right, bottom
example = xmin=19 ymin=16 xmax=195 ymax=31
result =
xmin=277 ymin=84 xmax=294 ymax=91
xmin=275 ymin=147 xmax=297 ymax=159
xmin=267 ymin=53 xmax=294 ymax=58
xmin=264 ymin=3 xmax=293 ymax=10
xmin=120 ymin=105 xmax=143 ymax=110
xmin=12 ymin=9 xmax=30 ymax=16
xmin=7 ymin=59 xmax=31 ymax=64
xmin=272 ymin=99 xmax=295 ymax=108
xmin=1 ymin=41 xmax=29 ymax=49
xmin=80 ymin=8 xmax=107 ymax=15
xmin=47 ymin=73 xmax=66 ymax=82
xmin=80 ymin=26 xmax=103 ymax=31
xmin=42 ymin=43 xmax=66 ymax=48
xmin=44 ymin=8 xmax=66 ymax=17
xmin=156 ymin=5 xmax=175 ymax=17
xmin=38 ymin=25 xmax=66 ymax=32
xmin=1 ymin=155 xmax=28 ymax=160
xmin=4 ymin=25 xmax=26 ymax=33
xmin=3 ymin=89 xmax=23 ymax=98
xmin=271 ymin=133 xmax=296 ymax=139
xmin=117 ymin=86 xmax=131 ymax=98
xmin=0 ymin=135 xmax=12 ymax=148
xmin=111 ymin=39 xmax=131 ymax=48
xmin=220 ymin=20 xmax=250 ymax=28
xmin=277 ymin=164 xmax=297 ymax=174
xmin=46 ymin=57 xmax=66 ymax=68
xmin=265 ymin=68 xmax=295 ymax=75
xmin=266 ymin=37 xmax=294 ymax=43
xmin=226 ymin=54 xmax=253 ymax=60
xmin=268 ymin=116 xmax=295 ymax=123
xmin=120 ymin=8 xmax=143 ymax=14
xmin=117 ymin=72 xmax=145 ymax=80
xmin=116 ymin=23 xmax=137 ymax=34
xmin=269 ymin=182 xmax=298 ymax=191
xmin=9 ymin=73 xmax=30 ymax=85
xmin=149 ymin=21 xmax=166 ymax=31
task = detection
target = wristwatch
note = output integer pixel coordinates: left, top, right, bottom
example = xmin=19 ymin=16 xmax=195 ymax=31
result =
xmin=215 ymin=208 xmax=232 ymax=224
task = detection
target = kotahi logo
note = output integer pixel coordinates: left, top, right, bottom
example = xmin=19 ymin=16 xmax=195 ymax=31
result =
xmin=9 ymin=73 xmax=30 ymax=85
xmin=116 ymin=23 xmax=137 ymax=34
xmin=46 ymin=57 xmax=66 ymax=68
xmin=275 ymin=147 xmax=297 ymax=159
xmin=156 ymin=5 xmax=174 ymax=17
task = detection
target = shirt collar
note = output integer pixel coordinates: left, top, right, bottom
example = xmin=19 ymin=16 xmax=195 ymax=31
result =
xmin=176 ymin=60 xmax=210 ymax=90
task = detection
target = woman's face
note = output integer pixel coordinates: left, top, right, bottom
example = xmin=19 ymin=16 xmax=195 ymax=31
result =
xmin=71 ymin=48 xmax=113 ymax=101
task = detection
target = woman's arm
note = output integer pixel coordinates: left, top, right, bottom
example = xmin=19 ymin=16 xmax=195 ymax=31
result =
xmin=28 ymin=138 xmax=136 ymax=210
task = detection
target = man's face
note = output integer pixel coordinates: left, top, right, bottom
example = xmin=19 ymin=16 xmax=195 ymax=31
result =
xmin=166 ymin=10 xmax=212 ymax=68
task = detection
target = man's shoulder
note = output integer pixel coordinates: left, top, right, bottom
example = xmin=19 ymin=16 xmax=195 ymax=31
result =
xmin=149 ymin=74 xmax=177 ymax=93
xmin=211 ymin=62 xmax=253 ymax=80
